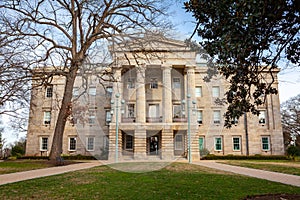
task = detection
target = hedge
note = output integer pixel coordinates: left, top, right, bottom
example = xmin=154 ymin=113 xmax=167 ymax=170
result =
xmin=201 ymin=154 xmax=290 ymax=160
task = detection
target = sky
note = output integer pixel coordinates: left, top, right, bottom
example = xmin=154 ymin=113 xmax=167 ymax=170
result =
xmin=2 ymin=1 xmax=300 ymax=146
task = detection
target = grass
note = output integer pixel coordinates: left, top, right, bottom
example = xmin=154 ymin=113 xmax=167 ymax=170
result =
xmin=0 ymin=160 xmax=56 ymax=174
xmin=0 ymin=162 xmax=299 ymax=200
xmin=218 ymin=160 xmax=300 ymax=176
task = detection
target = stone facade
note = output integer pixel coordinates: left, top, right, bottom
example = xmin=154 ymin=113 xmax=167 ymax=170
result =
xmin=26 ymin=37 xmax=284 ymax=161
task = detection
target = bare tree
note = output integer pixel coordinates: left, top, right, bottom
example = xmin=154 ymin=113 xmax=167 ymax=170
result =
xmin=281 ymin=94 xmax=300 ymax=147
xmin=0 ymin=0 xmax=170 ymax=160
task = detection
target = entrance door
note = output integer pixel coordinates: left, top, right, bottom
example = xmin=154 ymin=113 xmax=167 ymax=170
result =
xmin=149 ymin=136 xmax=159 ymax=155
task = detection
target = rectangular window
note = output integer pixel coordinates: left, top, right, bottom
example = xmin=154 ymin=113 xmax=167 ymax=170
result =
xmin=197 ymin=110 xmax=203 ymax=124
xmin=89 ymin=87 xmax=96 ymax=96
xmin=87 ymin=137 xmax=95 ymax=151
xmin=44 ymin=111 xmax=51 ymax=125
xmin=233 ymin=137 xmax=241 ymax=151
xmin=106 ymin=86 xmax=113 ymax=97
xmin=173 ymin=78 xmax=181 ymax=89
xmin=199 ymin=137 xmax=205 ymax=150
xmin=89 ymin=111 xmax=96 ymax=124
xmin=125 ymin=135 xmax=133 ymax=150
xmin=69 ymin=137 xmax=76 ymax=151
xmin=195 ymin=86 xmax=202 ymax=97
xmin=106 ymin=110 xmax=112 ymax=124
xmin=214 ymin=137 xmax=222 ymax=151
xmin=45 ymin=85 xmax=53 ymax=98
xmin=262 ymin=136 xmax=270 ymax=151
xmin=259 ymin=111 xmax=266 ymax=124
xmin=173 ymin=104 xmax=184 ymax=118
xmin=150 ymin=78 xmax=158 ymax=89
xmin=128 ymin=104 xmax=135 ymax=118
xmin=73 ymin=87 xmax=79 ymax=97
xmin=148 ymin=104 xmax=159 ymax=118
xmin=212 ymin=86 xmax=220 ymax=97
xmin=40 ymin=137 xmax=48 ymax=151
xmin=175 ymin=134 xmax=184 ymax=150
xmin=213 ymin=110 xmax=221 ymax=124
xmin=127 ymin=78 xmax=135 ymax=89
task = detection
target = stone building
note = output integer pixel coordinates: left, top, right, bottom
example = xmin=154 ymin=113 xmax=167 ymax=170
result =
xmin=25 ymin=36 xmax=284 ymax=161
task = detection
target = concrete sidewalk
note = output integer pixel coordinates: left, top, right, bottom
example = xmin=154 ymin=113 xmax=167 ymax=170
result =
xmin=194 ymin=161 xmax=300 ymax=187
xmin=0 ymin=160 xmax=299 ymax=187
xmin=0 ymin=161 xmax=102 ymax=186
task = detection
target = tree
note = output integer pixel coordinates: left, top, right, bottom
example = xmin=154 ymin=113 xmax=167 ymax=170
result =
xmin=281 ymin=94 xmax=300 ymax=147
xmin=10 ymin=137 xmax=26 ymax=158
xmin=0 ymin=0 xmax=170 ymax=160
xmin=184 ymin=0 xmax=300 ymax=127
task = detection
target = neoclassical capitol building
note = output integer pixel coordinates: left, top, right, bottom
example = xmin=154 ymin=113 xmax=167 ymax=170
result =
xmin=26 ymin=36 xmax=284 ymax=161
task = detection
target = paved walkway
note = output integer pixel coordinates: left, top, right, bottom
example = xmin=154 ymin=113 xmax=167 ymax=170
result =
xmin=0 ymin=161 xmax=102 ymax=186
xmin=0 ymin=160 xmax=299 ymax=187
xmin=194 ymin=161 xmax=300 ymax=187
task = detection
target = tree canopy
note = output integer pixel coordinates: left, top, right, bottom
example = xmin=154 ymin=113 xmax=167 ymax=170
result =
xmin=185 ymin=0 xmax=300 ymax=127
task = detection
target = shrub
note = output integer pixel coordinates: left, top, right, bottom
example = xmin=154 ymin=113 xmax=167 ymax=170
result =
xmin=286 ymin=146 xmax=300 ymax=160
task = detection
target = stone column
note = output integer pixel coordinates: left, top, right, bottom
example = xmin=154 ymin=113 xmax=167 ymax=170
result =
xmin=134 ymin=128 xmax=147 ymax=159
xmin=191 ymin=127 xmax=200 ymax=161
xmin=112 ymin=67 xmax=123 ymax=123
xmin=161 ymin=126 xmax=174 ymax=160
xmin=186 ymin=66 xmax=197 ymax=123
xmin=136 ymin=67 xmax=146 ymax=123
xmin=162 ymin=65 xmax=173 ymax=123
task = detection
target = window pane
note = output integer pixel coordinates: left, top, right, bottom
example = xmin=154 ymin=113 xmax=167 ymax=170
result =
xmin=199 ymin=137 xmax=204 ymax=150
xmin=127 ymin=78 xmax=135 ymax=89
xmin=213 ymin=111 xmax=221 ymax=124
xmin=195 ymin=86 xmax=202 ymax=97
xmin=175 ymin=134 xmax=183 ymax=150
xmin=87 ymin=137 xmax=94 ymax=151
xmin=89 ymin=87 xmax=96 ymax=96
xmin=41 ymin=138 xmax=48 ymax=151
xmin=73 ymin=87 xmax=79 ymax=97
xmin=262 ymin=137 xmax=269 ymax=150
xmin=173 ymin=78 xmax=181 ymax=89
xmin=125 ymin=135 xmax=133 ymax=149
xmin=212 ymin=86 xmax=220 ymax=97
xmin=128 ymin=104 xmax=135 ymax=118
xmin=173 ymin=105 xmax=183 ymax=118
xmin=233 ymin=137 xmax=240 ymax=150
xmin=106 ymin=86 xmax=113 ymax=97
xmin=150 ymin=78 xmax=158 ymax=89
xmin=215 ymin=137 xmax=222 ymax=150
xmin=197 ymin=110 xmax=203 ymax=124
xmin=69 ymin=138 xmax=76 ymax=150
xmin=259 ymin=111 xmax=266 ymax=124
xmin=46 ymin=86 xmax=53 ymax=98
xmin=106 ymin=111 xmax=112 ymax=123
xmin=44 ymin=112 xmax=51 ymax=124
xmin=89 ymin=115 xmax=96 ymax=124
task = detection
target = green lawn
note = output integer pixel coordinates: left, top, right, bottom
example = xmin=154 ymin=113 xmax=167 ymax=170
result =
xmin=0 ymin=162 xmax=299 ymax=200
xmin=0 ymin=160 xmax=55 ymax=174
xmin=218 ymin=160 xmax=300 ymax=176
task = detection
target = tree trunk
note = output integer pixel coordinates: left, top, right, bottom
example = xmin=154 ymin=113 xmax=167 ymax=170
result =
xmin=49 ymin=69 xmax=77 ymax=160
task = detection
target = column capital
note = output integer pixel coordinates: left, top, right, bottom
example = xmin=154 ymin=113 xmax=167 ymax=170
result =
xmin=161 ymin=64 xmax=172 ymax=71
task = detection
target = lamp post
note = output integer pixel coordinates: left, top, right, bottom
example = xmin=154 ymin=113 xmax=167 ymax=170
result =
xmin=110 ymin=93 xmax=125 ymax=163
xmin=182 ymin=94 xmax=196 ymax=164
